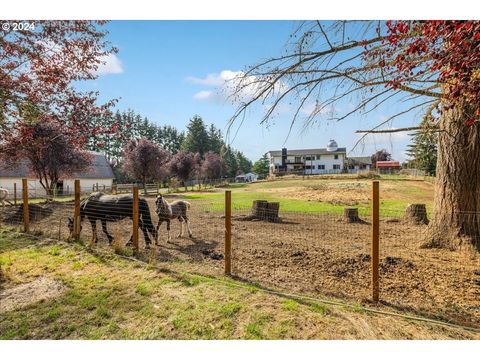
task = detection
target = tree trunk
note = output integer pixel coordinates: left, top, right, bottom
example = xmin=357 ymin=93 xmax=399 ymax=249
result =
xmin=425 ymin=101 xmax=480 ymax=250
xmin=143 ymin=176 xmax=147 ymax=195
xmin=344 ymin=207 xmax=361 ymax=223
xmin=405 ymin=204 xmax=429 ymax=225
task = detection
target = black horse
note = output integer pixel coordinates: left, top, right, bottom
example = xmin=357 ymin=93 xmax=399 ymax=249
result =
xmin=68 ymin=192 xmax=157 ymax=247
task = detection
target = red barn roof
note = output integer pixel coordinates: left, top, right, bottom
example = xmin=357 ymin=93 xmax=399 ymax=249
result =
xmin=376 ymin=161 xmax=401 ymax=168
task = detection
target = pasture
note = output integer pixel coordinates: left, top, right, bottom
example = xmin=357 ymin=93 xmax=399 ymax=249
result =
xmin=1 ymin=175 xmax=479 ymax=337
xmin=0 ymin=229 xmax=478 ymax=340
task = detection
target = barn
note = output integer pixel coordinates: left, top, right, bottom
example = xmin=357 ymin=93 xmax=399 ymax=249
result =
xmin=0 ymin=151 xmax=115 ymax=197
xmin=375 ymin=160 xmax=401 ymax=174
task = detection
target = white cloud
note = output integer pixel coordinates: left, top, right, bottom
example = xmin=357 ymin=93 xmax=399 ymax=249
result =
xmin=193 ymin=90 xmax=215 ymax=100
xmin=187 ymin=69 xmax=287 ymax=103
xmin=300 ymin=101 xmax=337 ymax=118
xmin=360 ymin=128 xmax=410 ymax=144
xmin=93 ymin=53 xmax=124 ymax=76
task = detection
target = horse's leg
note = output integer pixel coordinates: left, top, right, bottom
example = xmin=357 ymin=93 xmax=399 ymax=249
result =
xmin=90 ymin=219 xmax=98 ymax=244
xmin=141 ymin=222 xmax=151 ymax=248
xmin=177 ymin=217 xmax=184 ymax=238
xmin=155 ymin=220 xmax=163 ymax=246
xmin=184 ymin=215 xmax=193 ymax=238
xmin=166 ymin=219 xmax=171 ymax=243
xmin=101 ymin=219 xmax=113 ymax=245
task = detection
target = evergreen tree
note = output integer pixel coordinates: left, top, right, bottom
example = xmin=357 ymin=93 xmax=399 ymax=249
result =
xmin=405 ymin=120 xmax=438 ymax=176
xmin=181 ymin=115 xmax=210 ymax=155
xmin=235 ymin=151 xmax=253 ymax=174
xmin=221 ymin=144 xmax=238 ymax=178
xmin=252 ymin=153 xmax=270 ymax=178
xmin=207 ymin=124 xmax=224 ymax=154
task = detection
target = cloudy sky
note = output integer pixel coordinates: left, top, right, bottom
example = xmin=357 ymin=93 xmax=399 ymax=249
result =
xmin=81 ymin=21 xmax=419 ymax=162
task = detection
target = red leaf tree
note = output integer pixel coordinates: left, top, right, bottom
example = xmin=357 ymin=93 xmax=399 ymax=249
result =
xmin=121 ymin=139 xmax=171 ymax=194
xmin=0 ymin=21 xmax=118 ymax=196
xmin=0 ymin=121 xmax=91 ymax=195
xmin=0 ymin=21 xmax=117 ymax=135
xmin=169 ymin=151 xmax=199 ymax=191
xmin=200 ymin=151 xmax=226 ymax=182
xmin=229 ymin=21 xmax=480 ymax=249
xmin=371 ymin=149 xmax=392 ymax=168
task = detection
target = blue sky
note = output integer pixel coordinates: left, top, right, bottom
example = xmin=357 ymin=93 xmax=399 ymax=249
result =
xmin=81 ymin=21 xmax=421 ymax=162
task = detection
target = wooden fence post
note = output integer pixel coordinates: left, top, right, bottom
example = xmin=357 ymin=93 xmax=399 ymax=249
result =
xmin=13 ymin=183 xmax=17 ymax=205
xmin=22 ymin=178 xmax=29 ymax=233
xmin=371 ymin=180 xmax=380 ymax=302
xmin=74 ymin=179 xmax=81 ymax=242
xmin=132 ymin=186 xmax=139 ymax=254
xmin=225 ymin=190 xmax=232 ymax=275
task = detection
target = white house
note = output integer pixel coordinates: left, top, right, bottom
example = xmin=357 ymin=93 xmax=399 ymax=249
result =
xmin=0 ymin=151 xmax=115 ymax=198
xmin=268 ymin=140 xmax=347 ymax=176
xmin=235 ymin=172 xmax=258 ymax=182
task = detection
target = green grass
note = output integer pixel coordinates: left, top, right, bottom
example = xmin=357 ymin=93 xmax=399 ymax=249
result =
xmin=185 ymin=191 xmax=347 ymax=214
xmin=1 ymin=230 xmax=476 ymax=340
xmin=182 ymin=176 xmax=435 ymax=216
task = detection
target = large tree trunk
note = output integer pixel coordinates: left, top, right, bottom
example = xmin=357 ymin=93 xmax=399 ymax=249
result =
xmin=425 ymin=101 xmax=480 ymax=250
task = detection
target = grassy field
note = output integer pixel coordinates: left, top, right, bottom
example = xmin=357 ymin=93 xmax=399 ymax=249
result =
xmin=183 ymin=176 xmax=434 ymax=216
xmin=0 ymin=229 xmax=477 ymax=340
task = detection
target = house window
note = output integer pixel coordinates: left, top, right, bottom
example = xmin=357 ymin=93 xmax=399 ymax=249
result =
xmin=333 ymin=164 xmax=341 ymax=170
xmin=318 ymin=165 xmax=325 ymax=170
xmin=295 ymin=156 xmax=301 ymax=163
xmin=305 ymin=156 xmax=313 ymax=161
xmin=316 ymin=155 xmax=321 ymax=160
xmin=334 ymin=154 xmax=339 ymax=160
xmin=305 ymin=165 xmax=312 ymax=170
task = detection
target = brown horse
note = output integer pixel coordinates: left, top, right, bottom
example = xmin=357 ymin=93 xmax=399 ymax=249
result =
xmin=155 ymin=194 xmax=192 ymax=244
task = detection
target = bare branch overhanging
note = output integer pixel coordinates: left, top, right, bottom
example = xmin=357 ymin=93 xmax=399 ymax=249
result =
xmin=227 ymin=21 xmax=444 ymax=142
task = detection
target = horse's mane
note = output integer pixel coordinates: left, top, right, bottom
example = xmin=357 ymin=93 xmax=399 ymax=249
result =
xmin=158 ymin=196 xmax=173 ymax=217
xmin=0 ymin=188 xmax=8 ymax=200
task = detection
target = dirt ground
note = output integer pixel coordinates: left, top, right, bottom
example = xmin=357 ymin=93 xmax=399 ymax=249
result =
xmin=1 ymin=197 xmax=479 ymax=328
xmin=0 ymin=276 xmax=66 ymax=313
xmin=262 ymin=180 xmax=434 ymax=206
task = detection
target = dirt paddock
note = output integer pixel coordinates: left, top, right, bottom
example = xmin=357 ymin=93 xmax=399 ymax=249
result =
xmin=1 ymin=196 xmax=479 ymax=327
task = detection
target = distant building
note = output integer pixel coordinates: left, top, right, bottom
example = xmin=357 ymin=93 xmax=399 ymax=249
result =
xmin=375 ymin=160 xmax=401 ymax=174
xmin=346 ymin=156 xmax=372 ymax=173
xmin=0 ymin=152 xmax=115 ymax=197
xmin=235 ymin=172 xmax=258 ymax=182
xmin=268 ymin=140 xmax=347 ymax=176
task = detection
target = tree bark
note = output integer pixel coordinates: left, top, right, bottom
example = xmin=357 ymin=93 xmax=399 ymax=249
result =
xmin=405 ymin=204 xmax=429 ymax=225
xmin=425 ymin=101 xmax=480 ymax=250
xmin=344 ymin=207 xmax=361 ymax=223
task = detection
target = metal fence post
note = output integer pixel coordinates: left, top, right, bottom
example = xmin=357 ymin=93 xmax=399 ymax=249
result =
xmin=74 ymin=179 xmax=81 ymax=242
xmin=225 ymin=190 xmax=232 ymax=275
xmin=13 ymin=182 xmax=17 ymax=205
xmin=132 ymin=185 xmax=139 ymax=254
xmin=22 ymin=178 xmax=29 ymax=233
xmin=371 ymin=180 xmax=380 ymax=302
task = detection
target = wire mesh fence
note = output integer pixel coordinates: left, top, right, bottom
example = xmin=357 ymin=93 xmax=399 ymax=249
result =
xmin=0 ymin=179 xmax=479 ymax=328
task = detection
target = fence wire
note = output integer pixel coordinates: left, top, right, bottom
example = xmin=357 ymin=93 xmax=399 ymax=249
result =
xmin=1 ymin=185 xmax=479 ymax=328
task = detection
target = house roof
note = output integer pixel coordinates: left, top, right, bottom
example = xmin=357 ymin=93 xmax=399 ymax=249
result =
xmin=268 ymin=148 xmax=347 ymax=156
xmin=376 ymin=161 xmax=401 ymax=168
xmin=0 ymin=152 xmax=115 ymax=179
xmin=347 ymin=156 xmax=372 ymax=165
